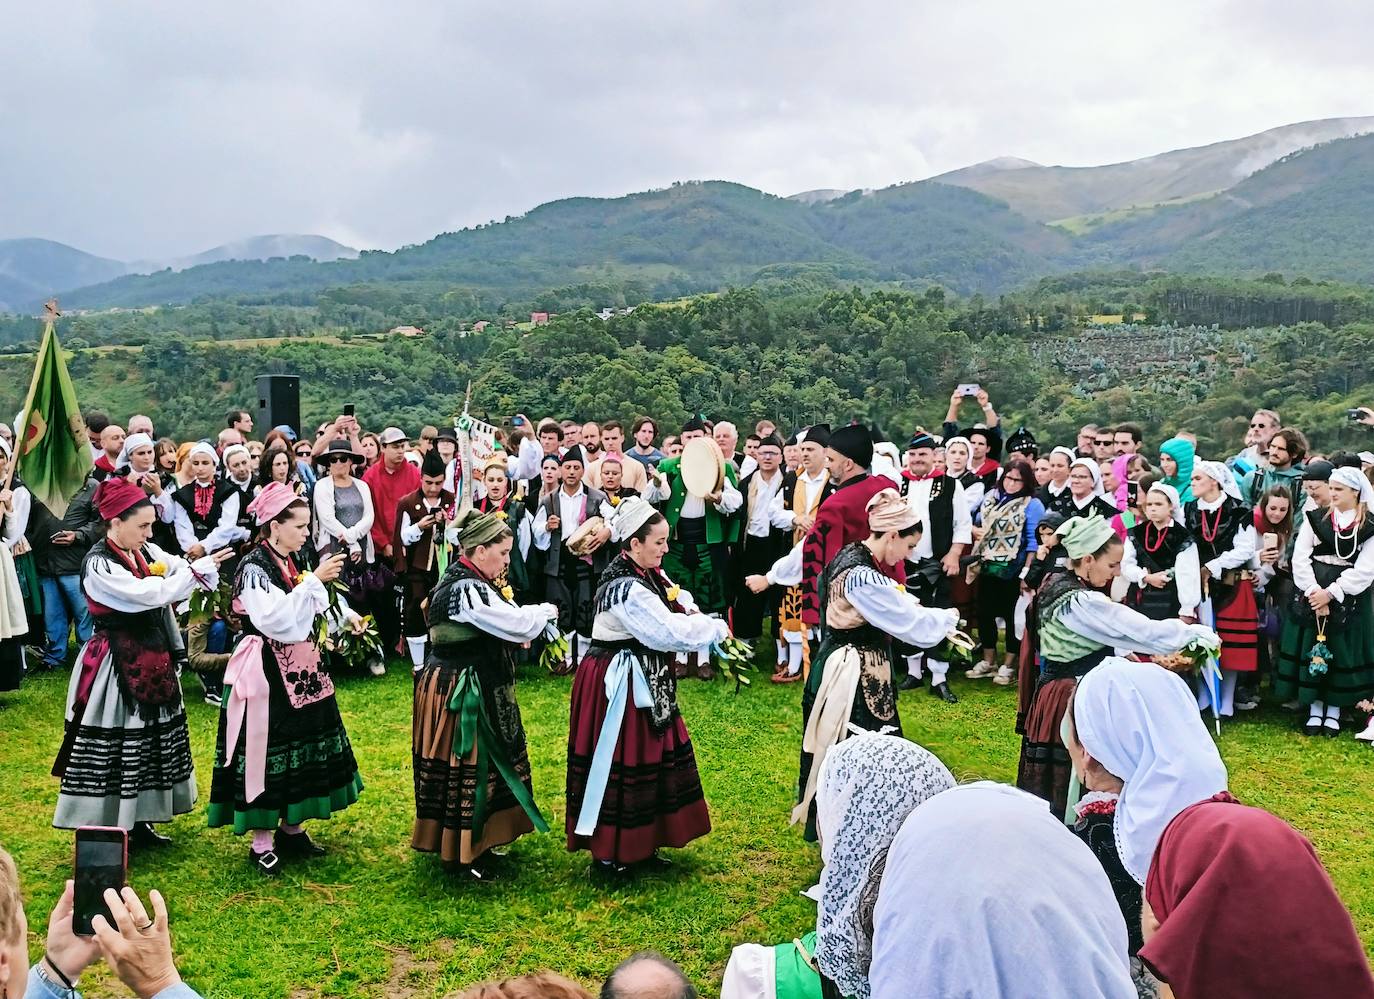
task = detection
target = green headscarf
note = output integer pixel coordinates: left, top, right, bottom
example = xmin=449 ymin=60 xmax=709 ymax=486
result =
xmin=1159 ymin=437 xmax=1196 ymax=502
xmin=455 ymin=509 xmax=510 ymax=549
xmin=1058 ymin=516 xmax=1119 ymax=559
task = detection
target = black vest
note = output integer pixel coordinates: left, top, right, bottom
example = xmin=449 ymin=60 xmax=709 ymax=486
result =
xmin=172 ymin=480 xmax=238 ymax=541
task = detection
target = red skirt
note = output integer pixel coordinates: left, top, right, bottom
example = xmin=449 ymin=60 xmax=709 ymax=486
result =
xmin=1016 ymin=676 xmax=1076 ymax=818
xmin=565 ymin=647 xmax=711 ymax=864
xmin=1214 ymin=579 xmax=1259 ymax=673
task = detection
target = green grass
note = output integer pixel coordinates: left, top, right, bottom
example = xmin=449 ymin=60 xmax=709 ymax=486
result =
xmin=4 ymin=660 xmax=1372 ymax=998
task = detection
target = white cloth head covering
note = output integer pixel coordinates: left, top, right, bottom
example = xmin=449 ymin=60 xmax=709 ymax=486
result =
xmin=870 ymin=782 xmax=1134 ymax=999
xmin=1050 ymin=445 xmax=1077 ymax=463
xmin=720 ymin=943 xmax=775 ymax=999
xmin=607 ymin=494 xmax=659 ymax=542
xmin=0 ymin=434 xmax=10 ymax=459
xmin=1073 ymin=658 xmax=1229 ymax=885
xmin=1146 ymin=482 xmax=1185 ymax=526
xmin=188 ymin=441 xmax=220 ymax=467
xmin=115 ymin=431 xmax=155 ymax=471
xmin=1070 ymin=456 xmax=1105 ymax=497
xmin=1330 ymin=466 xmax=1374 ymax=506
xmin=942 ymin=435 xmax=972 ymax=474
xmin=1195 ymin=459 xmax=1242 ymax=502
xmin=814 ymin=732 xmax=955 ymax=999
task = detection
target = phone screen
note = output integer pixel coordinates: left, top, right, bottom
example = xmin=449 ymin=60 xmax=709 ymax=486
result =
xmin=343 ymin=403 xmax=356 ymax=418
xmin=73 ymin=830 xmax=126 ymax=935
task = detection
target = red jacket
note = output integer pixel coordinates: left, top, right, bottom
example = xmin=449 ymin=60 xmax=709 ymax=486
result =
xmin=362 ymin=459 xmax=421 ymax=554
xmin=801 ymin=474 xmax=905 ymax=628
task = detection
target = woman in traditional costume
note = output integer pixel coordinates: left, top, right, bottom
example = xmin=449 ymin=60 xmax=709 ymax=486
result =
xmin=1120 ymin=483 xmax=1200 ymax=623
xmin=565 ymin=497 xmax=727 ymax=878
xmin=1017 ymin=516 xmax=1216 ymax=819
xmin=0 ymin=437 xmax=36 ymax=690
xmin=1141 ymin=796 xmax=1374 ymax=999
xmin=168 ymin=442 xmax=248 ymax=560
xmin=1036 ymin=446 xmax=1076 ymax=517
xmin=207 ymin=483 xmax=366 ymax=875
xmin=1274 ymin=466 xmax=1374 ymax=737
xmin=870 ymin=782 xmax=1136 ymax=999
xmin=720 ymin=733 xmax=956 ymax=999
xmin=412 ymin=509 xmax=560 ymax=880
xmin=1066 ymin=457 xmax=1120 ymax=521
xmin=1065 ymin=659 xmax=1229 ymax=996
xmin=793 ymin=490 xmax=960 ymax=840
xmin=1186 ymin=461 xmax=1259 ymax=717
xmin=52 ymin=478 xmax=229 ymax=843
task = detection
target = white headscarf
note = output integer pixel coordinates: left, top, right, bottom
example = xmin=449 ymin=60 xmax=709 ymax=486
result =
xmin=870 ymin=782 xmax=1134 ymax=999
xmin=1146 ymin=482 xmax=1185 ymax=526
xmin=942 ymin=435 xmax=972 ymax=475
xmin=815 ymin=733 xmax=955 ymax=999
xmin=188 ymin=441 xmax=219 ymax=467
xmin=607 ymin=494 xmax=659 ymax=542
xmin=1073 ymin=658 xmax=1229 ymax=885
xmin=1070 ymin=456 xmax=1105 ymax=498
xmin=116 ymin=431 xmax=155 ymax=471
xmin=1330 ymin=466 xmax=1374 ymax=506
xmin=1195 ymin=459 xmax=1242 ymax=502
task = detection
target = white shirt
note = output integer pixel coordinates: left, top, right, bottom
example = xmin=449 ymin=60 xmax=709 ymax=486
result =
xmin=531 ymin=485 xmax=614 ymax=550
xmin=797 ymin=469 xmax=828 ymax=512
xmin=904 ymin=476 xmax=972 ymax=560
xmin=1293 ymin=507 xmax=1374 ymax=603
xmin=745 ymin=470 xmax=794 ymax=539
xmin=679 ymin=478 xmax=742 ymax=520
xmin=1120 ymin=528 xmax=1203 ymax=617
xmin=399 ymin=496 xmax=447 ymax=546
xmin=1194 ymin=494 xmax=1258 ymax=577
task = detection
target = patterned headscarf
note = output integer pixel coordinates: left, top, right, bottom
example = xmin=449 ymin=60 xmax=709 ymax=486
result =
xmin=814 ymin=732 xmax=956 ymax=999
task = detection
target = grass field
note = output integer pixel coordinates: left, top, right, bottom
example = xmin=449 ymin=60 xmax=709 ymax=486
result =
xmin=4 ymin=657 xmax=1373 ymax=998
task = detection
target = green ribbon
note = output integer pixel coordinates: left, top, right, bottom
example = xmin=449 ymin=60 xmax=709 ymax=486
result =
xmin=446 ymin=666 xmax=549 ymax=839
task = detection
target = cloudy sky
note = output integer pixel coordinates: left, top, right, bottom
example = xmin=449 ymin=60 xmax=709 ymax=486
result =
xmin=2 ymin=0 xmax=1370 ymax=260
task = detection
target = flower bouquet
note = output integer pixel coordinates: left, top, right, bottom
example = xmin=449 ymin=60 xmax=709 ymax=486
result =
xmin=539 ymin=623 xmax=573 ymax=675
xmin=1153 ymin=635 xmax=1222 ymax=674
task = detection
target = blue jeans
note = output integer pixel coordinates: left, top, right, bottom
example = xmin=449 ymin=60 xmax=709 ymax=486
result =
xmin=41 ymin=574 xmax=93 ymax=666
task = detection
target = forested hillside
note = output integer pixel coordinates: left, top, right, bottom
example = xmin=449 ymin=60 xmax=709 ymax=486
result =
xmin=5 ymin=285 xmax=1373 ymax=460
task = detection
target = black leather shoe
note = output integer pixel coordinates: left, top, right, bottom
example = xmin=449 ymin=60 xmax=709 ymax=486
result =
xmin=1302 ymin=719 xmax=1322 ymax=736
xmin=930 ymin=681 xmax=959 ymax=704
xmin=130 ymin=822 xmax=171 ymax=848
xmin=249 ymin=848 xmax=282 ymax=876
xmin=898 ymin=674 xmax=922 ymax=691
xmin=274 ymin=829 xmax=326 ymax=858
xmin=589 ymin=859 xmax=631 ymax=882
xmin=639 ymin=851 xmax=673 ymax=871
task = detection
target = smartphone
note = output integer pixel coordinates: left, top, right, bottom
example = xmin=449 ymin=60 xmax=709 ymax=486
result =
xmin=1263 ymin=531 xmax=1279 ymax=553
xmin=957 ymin=383 xmax=980 ymax=397
xmin=511 ymin=415 xmax=525 ymax=427
xmin=1347 ymin=408 xmax=1364 ymax=422
xmin=343 ymin=403 xmax=356 ymax=418
xmin=73 ymin=826 xmax=128 ymax=936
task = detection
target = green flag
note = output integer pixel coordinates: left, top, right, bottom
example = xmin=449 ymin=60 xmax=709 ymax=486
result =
xmin=15 ymin=320 xmax=92 ymax=517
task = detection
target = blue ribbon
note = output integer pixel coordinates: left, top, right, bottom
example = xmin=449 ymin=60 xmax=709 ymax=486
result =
xmin=574 ymin=650 xmax=653 ymax=836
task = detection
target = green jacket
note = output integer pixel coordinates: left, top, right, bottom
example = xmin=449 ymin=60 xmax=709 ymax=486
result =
xmin=656 ymin=457 xmax=742 ymax=545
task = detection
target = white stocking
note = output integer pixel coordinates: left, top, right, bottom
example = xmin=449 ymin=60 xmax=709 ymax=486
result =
xmin=406 ymin=637 xmax=427 ymax=671
xmin=904 ymin=654 xmax=923 ymax=680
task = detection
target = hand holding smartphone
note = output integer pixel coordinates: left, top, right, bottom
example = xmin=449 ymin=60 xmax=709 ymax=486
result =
xmin=73 ymin=826 xmax=128 ymax=936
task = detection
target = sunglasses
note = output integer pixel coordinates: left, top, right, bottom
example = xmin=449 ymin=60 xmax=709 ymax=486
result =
xmin=1094 ymin=439 xmax=1112 ymax=446
xmin=328 ymin=455 xmax=354 ymax=464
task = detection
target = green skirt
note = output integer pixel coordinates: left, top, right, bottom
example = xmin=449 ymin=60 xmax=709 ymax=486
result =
xmin=13 ymin=551 xmax=42 ymax=617
xmin=1274 ymin=594 xmax=1374 ymax=707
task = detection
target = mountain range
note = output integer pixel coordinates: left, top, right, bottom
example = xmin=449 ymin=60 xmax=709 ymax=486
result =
xmin=6 ymin=116 xmax=1373 ymax=314
xmin=0 ymin=234 xmax=357 ymax=313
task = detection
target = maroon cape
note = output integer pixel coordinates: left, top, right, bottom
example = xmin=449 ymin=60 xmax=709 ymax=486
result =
xmin=800 ymin=473 xmax=905 ymax=628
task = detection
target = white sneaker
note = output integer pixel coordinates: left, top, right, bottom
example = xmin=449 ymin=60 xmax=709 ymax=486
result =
xmin=965 ymin=662 xmax=998 ymax=680
xmin=993 ymin=665 xmax=1016 ymax=686
xmin=368 ymin=659 xmax=386 ymax=677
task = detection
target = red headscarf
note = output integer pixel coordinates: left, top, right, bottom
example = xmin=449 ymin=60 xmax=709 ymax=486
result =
xmin=1141 ymin=794 xmax=1374 ymax=999
xmin=94 ymin=477 xmax=149 ymax=521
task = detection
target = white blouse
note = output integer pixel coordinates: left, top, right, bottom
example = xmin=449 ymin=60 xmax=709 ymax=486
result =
xmin=1060 ymin=589 xmax=1216 ymax=655
xmin=1292 ymin=508 xmax=1374 ymax=603
xmin=843 ymin=565 xmax=960 ymax=647
xmin=83 ymin=542 xmax=220 ymax=613
xmin=1194 ymin=494 xmax=1258 ymax=577
xmin=443 ymin=576 xmax=556 ymax=643
xmin=1120 ymin=531 xmax=1202 ymax=617
xmin=237 ymin=566 xmax=355 ymax=643
xmin=592 ymin=581 xmax=726 ymax=652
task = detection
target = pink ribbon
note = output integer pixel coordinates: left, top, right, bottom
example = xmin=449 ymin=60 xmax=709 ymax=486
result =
xmin=224 ymin=635 xmax=270 ymax=802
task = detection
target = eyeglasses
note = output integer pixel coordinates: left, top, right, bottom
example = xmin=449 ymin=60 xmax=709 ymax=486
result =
xmin=1002 ymin=474 xmax=1023 ymax=483
xmin=1094 ymin=439 xmax=1112 ymax=447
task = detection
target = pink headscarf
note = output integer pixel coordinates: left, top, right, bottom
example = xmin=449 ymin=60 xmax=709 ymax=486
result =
xmin=246 ymin=481 xmax=300 ymax=526
xmin=1112 ymin=454 xmax=1132 ymax=511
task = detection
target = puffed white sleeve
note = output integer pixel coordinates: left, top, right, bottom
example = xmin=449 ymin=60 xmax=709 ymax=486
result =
xmin=1328 ymin=535 xmax=1374 ymax=603
xmin=766 ymin=540 xmax=804 ymax=588
xmin=1 ymin=487 xmax=29 ymax=547
xmin=844 ymin=567 xmax=959 ymax=648
xmin=450 ymin=580 xmax=556 ymax=643
xmin=238 ymin=565 xmax=331 ymax=643
xmin=1119 ymin=535 xmax=1146 ymax=586
xmin=1060 ymin=589 xmax=1216 ymax=654
xmin=144 ymin=542 xmax=222 ymax=592
xmin=640 ymin=475 xmax=671 ymax=504
xmin=664 ymin=571 xmax=700 ymax=614
xmin=1205 ymin=523 xmax=1256 ymax=576
xmin=399 ymin=510 xmax=422 ymax=546
xmin=513 ymin=436 xmax=543 ymax=482
xmin=83 ymin=553 xmax=202 ymax=611
xmin=1292 ymin=520 xmax=1318 ymax=595
xmin=768 ymin=488 xmax=796 ymax=530
xmin=963 ymin=481 xmax=985 ymax=520
xmin=715 ymin=477 xmax=743 ymax=515
xmin=610 ymin=585 xmax=727 ymax=653
xmin=203 ymin=492 xmax=247 ymax=552
xmin=1175 ymin=544 xmax=1201 ymax=617
xmin=949 ymin=481 xmax=972 ymax=546
xmin=171 ymin=502 xmax=199 ymax=553
xmin=531 ymin=505 xmax=552 ymax=550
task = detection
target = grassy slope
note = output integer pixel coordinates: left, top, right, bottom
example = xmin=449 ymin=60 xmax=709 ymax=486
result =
xmin=4 ymin=659 xmax=1372 ymax=998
